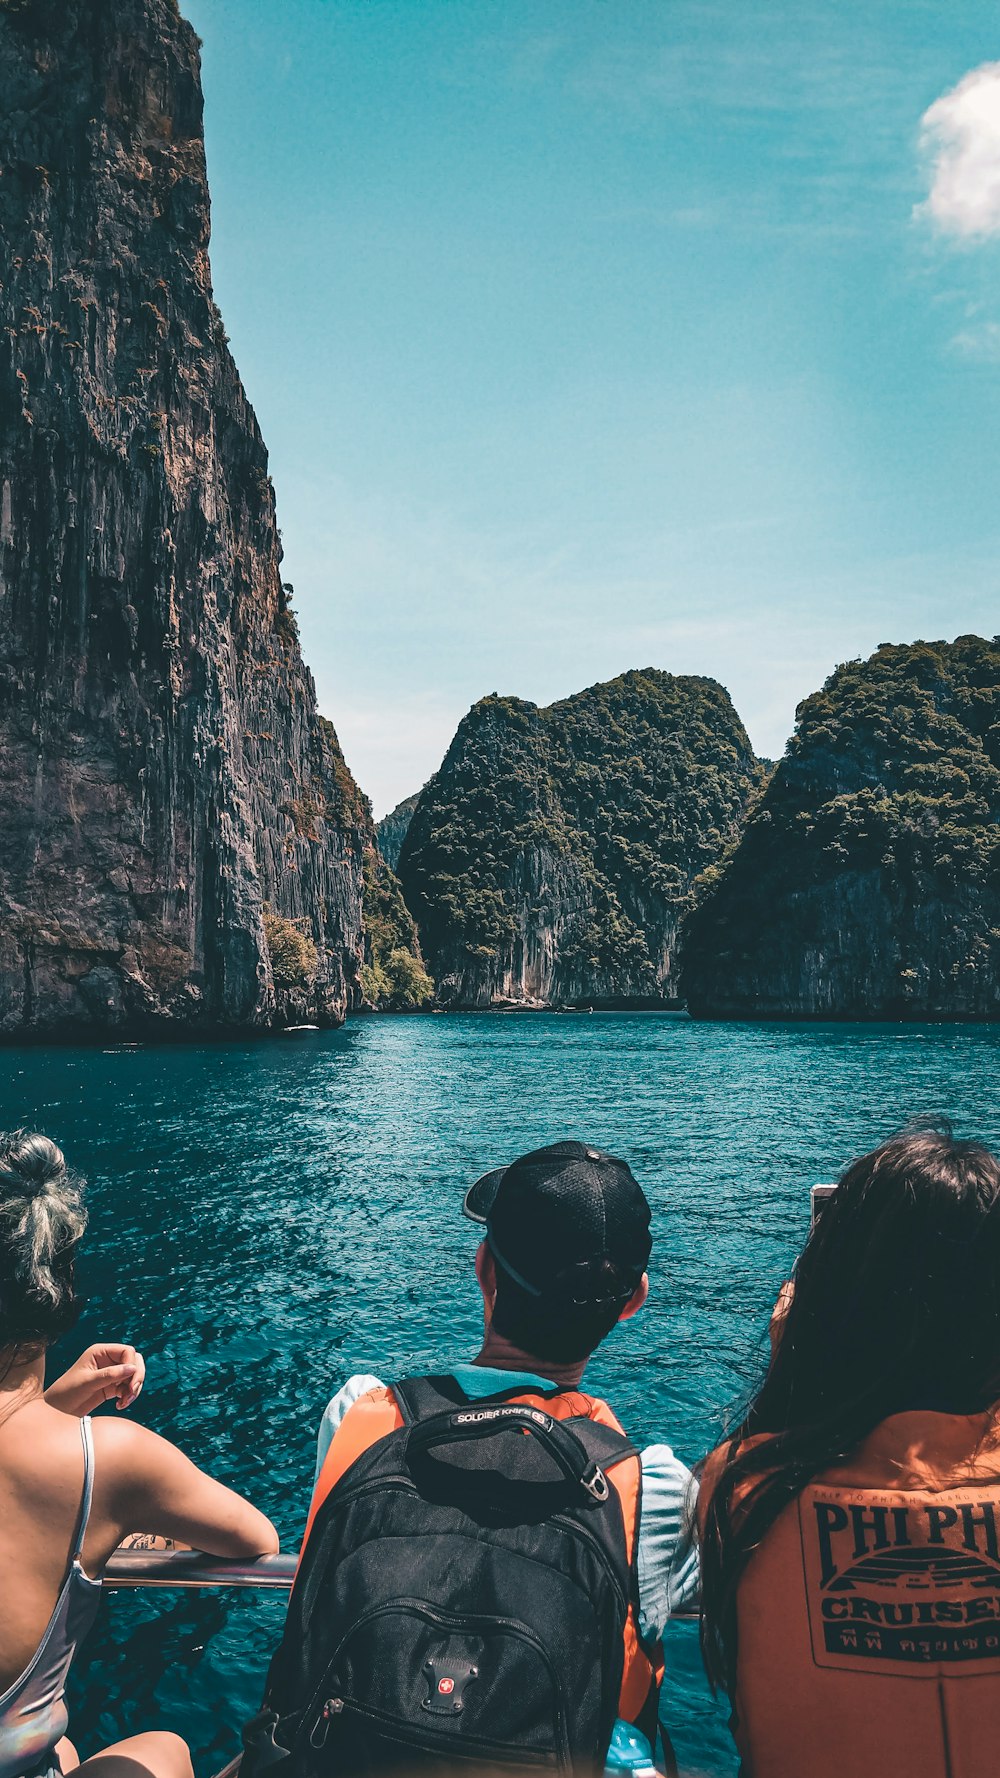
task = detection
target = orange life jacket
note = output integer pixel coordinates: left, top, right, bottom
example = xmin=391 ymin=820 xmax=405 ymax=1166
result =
xmin=702 ymin=1411 xmax=1000 ymax=1778
xmin=305 ymin=1380 xmax=663 ymax=1733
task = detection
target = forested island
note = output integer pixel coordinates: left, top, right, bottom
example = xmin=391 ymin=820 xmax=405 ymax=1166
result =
xmin=395 ymin=671 xmax=761 ymax=1008
xmin=381 ymin=638 xmax=1000 ymax=1022
xmin=681 ymin=636 xmax=1000 ymax=1020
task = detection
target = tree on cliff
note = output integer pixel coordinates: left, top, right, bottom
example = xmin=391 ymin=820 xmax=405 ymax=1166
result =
xmin=361 ymin=850 xmax=434 ymax=1012
xmin=681 ymin=635 xmax=1000 ymax=1020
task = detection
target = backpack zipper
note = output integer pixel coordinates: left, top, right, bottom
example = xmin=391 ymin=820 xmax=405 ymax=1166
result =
xmin=308 ymin=1699 xmax=343 ymax=1748
xmin=307 ymin=1692 xmax=555 ymax=1763
xmin=300 ymin=1598 xmax=571 ymax=1766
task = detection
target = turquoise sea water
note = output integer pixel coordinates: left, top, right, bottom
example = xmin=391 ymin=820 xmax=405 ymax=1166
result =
xmin=4 ymin=1013 xmax=1000 ymax=1777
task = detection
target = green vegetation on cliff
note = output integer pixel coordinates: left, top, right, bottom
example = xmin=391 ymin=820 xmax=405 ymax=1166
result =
xmin=263 ymin=911 xmax=318 ymax=995
xmin=361 ymin=849 xmax=434 ymax=1011
xmin=682 ymin=636 xmax=1000 ymax=1020
xmin=398 ymin=669 xmax=760 ymax=1007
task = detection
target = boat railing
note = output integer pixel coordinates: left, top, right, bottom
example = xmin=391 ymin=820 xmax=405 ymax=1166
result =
xmin=105 ymin=1549 xmax=299 ymax=1590
xmin=108 ymin=1550 xmax=698 ymax=1778
xmin=104 ymin=1548 xmax=698 ymax=1618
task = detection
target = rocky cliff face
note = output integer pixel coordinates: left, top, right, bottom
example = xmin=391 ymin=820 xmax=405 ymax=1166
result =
xmin=376 ymin=791 xmax=421 ymax=873
xmin=0 ymin=0 xmax=371 ymax=1034
xmin=398 ymin=670 xmax=761 ymax=1008
xmin=682 ymin=637 xmax=1000 ymax=1020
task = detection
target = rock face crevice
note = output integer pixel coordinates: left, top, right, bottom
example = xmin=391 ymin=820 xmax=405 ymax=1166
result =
xmin=0 ymin=0 xmax=369 ymax=1034
xmin=682 ymin=637 xmax=1000 ymax=1020
xmin=398 ymin=670 xmax=761 ymax=1008
xmin=376 ymin=790 xmax=421 ymax=874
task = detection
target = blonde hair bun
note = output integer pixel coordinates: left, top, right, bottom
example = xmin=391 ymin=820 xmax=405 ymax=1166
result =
xmin=0 ymin=1130 xmax=87 ymax=1350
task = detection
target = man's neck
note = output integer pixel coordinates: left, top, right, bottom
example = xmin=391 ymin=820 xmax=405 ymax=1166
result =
xmin=472 ymin=1331 xmax=587 ymax=1392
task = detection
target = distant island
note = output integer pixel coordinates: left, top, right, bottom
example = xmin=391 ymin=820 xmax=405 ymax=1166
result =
xmin=681 ymin=636 xmax=1000 ymax=1021
xmin=383 ymin=636 xmax=1000 ymax=1023
xmin=377 ymin=792 xmax=423 ymax=873
xmin=394 ymin=671 xmax=761 ymax=1009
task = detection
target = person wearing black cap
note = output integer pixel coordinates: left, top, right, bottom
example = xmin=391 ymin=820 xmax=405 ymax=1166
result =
xmin=461 ymin=1139 xmax=657 ymax=1380
xmin=309 ymin=1141 xmax=698 ymax=1773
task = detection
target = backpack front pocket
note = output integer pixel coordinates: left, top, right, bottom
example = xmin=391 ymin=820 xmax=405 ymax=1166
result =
xmin=299 ymin=1599 xmax=570 ymax=1772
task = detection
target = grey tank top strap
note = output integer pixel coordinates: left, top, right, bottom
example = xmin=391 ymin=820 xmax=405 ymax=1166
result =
xmin=0 ymin=1415 xmax=103 ymax=1778
xmin=70 ymin=1417 xmax=95 ymax=1564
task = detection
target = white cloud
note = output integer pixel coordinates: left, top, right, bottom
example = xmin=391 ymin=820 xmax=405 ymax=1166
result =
xmin=917 ymin=63 xmax=1000 ymax=239
xmin=950 ymin=320 xmax=1000 ymax=362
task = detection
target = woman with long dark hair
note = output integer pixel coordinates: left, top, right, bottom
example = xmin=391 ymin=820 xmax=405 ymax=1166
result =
xmin=0 ymin=1131 xmax=278 ymax=1778
xmin=699 ymin=1124 xmax=1000 ymax=1778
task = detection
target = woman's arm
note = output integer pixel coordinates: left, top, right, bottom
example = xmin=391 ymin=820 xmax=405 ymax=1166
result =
xmin=97 ymin=1419 xmax=279 ymax=1558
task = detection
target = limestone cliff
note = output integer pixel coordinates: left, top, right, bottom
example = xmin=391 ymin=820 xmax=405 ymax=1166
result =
xmin=0 ymin=0 xmax=370 ymax=1033
xmin=398 ymin=670 xmax=761 ymax=1008
xmin=376 ymin=791 xmax=421 ymax=873
xmin=682 ymin=637 xmax=1000 ymax=1020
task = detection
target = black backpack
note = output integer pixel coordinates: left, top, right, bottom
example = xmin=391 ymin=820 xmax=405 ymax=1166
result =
xmin=243 ymin=1375 xmax=647 ymax=1776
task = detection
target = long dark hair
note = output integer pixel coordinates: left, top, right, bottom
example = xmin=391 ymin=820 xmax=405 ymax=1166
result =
xmin=699 ymin=1125 xmax=1000 ymax=1696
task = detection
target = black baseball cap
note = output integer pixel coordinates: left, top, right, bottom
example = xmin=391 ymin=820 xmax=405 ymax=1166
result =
xmin=463 ymin=1140 xmax=652 ymax=1308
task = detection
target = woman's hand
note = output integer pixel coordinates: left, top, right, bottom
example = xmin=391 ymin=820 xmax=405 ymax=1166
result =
xmin=769 ymin=1280 xmax=795 ymax=1357
xmin=45 ymin=1343 xmax=146 ymax=1416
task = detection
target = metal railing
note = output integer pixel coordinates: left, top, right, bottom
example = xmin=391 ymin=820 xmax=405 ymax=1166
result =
xmin=105 ymin=1550 xmax=298 ymax=1590
xmin=106 ymin=1549 xmax=698 ymax=1778
xmin=103 ymin=1549 xmax=698 ymax=1618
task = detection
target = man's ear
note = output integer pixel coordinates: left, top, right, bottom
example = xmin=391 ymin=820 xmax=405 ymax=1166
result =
xmin=475 ymin=1240 xmax=496 ymax=1308
xmin=618 ymin=1271 xmax=649 ymax=1323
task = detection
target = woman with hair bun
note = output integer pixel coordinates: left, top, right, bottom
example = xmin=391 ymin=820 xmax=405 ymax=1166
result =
xmin=0 ymin=1131 xmax=278 ymax=1778
xmin=699 ymin=1124 xmax=1000 ymax=1778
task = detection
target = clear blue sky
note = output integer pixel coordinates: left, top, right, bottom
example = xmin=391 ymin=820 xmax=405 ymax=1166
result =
xmin=184 ymin=0 xmax=1000 ymax=816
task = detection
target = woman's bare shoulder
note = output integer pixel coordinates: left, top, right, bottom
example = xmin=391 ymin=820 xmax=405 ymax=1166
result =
xmin=89 ymin=1411 xmax=185 ymax=1485
xmin=89 ymin=1408 xmax=196 ymax=1493
xmin=88 ymin=1415 xmax=208 ymax=1536
xmin=0 ymin=1398 xmax=88 ymax=1479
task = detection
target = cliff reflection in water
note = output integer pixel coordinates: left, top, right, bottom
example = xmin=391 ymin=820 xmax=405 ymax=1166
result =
xmin=1 ymin=1014 xmax=997 ymax=1776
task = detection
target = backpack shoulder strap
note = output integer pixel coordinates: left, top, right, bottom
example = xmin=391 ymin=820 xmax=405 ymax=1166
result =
xmin=394 ymin=1377 xmax=639 ymax=1476
xmin=393 ymin=1374 xmax=473 ymax=1423
xmin=566 ymin=1415 xmax=639 ymax=1474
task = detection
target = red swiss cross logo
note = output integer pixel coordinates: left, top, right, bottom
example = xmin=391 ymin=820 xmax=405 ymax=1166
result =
xmin=437 ymin=1677 xmax=455 ymax=1695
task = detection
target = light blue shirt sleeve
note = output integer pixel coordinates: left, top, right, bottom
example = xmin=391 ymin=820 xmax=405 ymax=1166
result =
xmin=315 ymin=1373 xmax=385 ymax=1488
xmin=636 ymin=1444 xmax=700 ymax=1638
